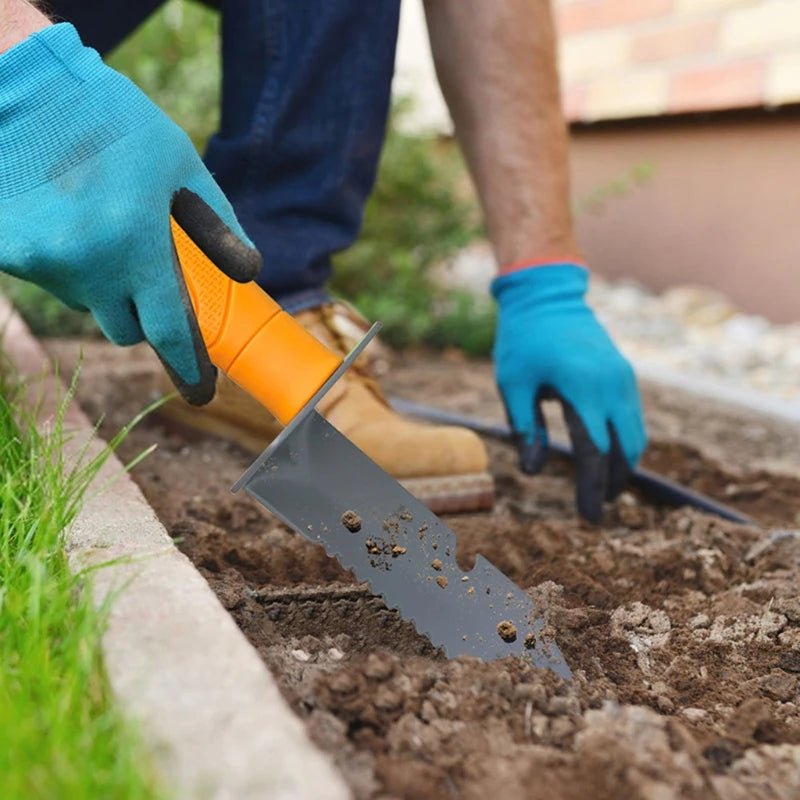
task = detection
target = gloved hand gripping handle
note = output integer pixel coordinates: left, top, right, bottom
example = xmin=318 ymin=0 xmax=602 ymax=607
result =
xmin=170 ymin=217 xmax=342 ymax=425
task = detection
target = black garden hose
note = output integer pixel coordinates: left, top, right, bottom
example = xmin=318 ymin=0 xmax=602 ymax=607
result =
xmin=389 ymin=396 xmax=756 ymax=527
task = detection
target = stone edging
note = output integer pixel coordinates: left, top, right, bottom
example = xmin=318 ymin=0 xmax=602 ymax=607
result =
xmin=0 ymin=294 xmax=351 ymax=800
xmin=637 ymin=363 xmax=800 ymax=427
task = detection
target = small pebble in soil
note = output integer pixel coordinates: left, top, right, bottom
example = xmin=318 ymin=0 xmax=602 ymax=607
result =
xmin=327 ymin=671 xmax=358 ymax=696
xmin=656 ymin=695 xmax=675 ymax=713
xmin=431 ymin=559 xmax=443 ymax=571
xmin=391 ymin=545 xmax=407 ymax=556
xmin=778 ymin=651 xmax=800 ymax=673
xmin=703 ymin=741 xmax=739 ymax=770
xmin=290 ymin=649 xmax=311 ymax=662
xmin=399 ymin=510 xmax=413 ymax=521
xmin=497 ymin=620 xmax=517 ymax=642
xmin=341 ymin=509 xmax=362 ymax=532
xmin=467 ymin=587 xmax=476 ymax=595
xmin=374 ymin=686 xmax=404 ymax=712
xmin=436 ymin=576 xmax=448 ymax=589
xmin=680 ymin=707 xmax=708 ymax=723
xmin=524 ymin=632 xmax=536 ymax=649
xmin=364 ymin=653 xmax=395 ymax=681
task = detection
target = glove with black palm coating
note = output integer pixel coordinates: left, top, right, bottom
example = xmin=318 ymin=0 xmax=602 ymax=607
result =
xmin=0 ymin=23 xmax=261 ymax=404
xmin=492 ymin=263 xmax=647 ymax=522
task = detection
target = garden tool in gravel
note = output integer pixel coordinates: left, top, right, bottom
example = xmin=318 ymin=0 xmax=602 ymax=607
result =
xmin=169 ymin=194 xmax=572 ymax=680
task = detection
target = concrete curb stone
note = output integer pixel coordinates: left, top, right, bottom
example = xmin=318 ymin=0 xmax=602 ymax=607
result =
xmin=0 ymin=294 xmax=351 ymax=800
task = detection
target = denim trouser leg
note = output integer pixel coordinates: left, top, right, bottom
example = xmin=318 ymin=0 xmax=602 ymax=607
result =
xmin=47 ymin=0 xmax=402 ymax=311
xmin=211 ymin=1 xmax=401 ymax=309
xmin=48 ymin=0 xmax=167 ymax=52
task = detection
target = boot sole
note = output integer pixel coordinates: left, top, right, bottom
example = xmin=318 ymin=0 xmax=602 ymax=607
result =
xmin=399 ymin=473 xmax=495 ymax=515
xmin=156 ymin=401 xmax=495 ymax=515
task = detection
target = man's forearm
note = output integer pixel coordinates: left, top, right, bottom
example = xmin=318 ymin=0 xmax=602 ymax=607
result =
xmin=1 ymin=0 xmax=51 ymax=54
xmin=424 ymin=0 xmax=580 ymax=268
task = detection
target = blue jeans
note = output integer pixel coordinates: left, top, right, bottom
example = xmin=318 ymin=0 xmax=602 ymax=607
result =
xmin=50 ymin=1 xmax=401 ymax=311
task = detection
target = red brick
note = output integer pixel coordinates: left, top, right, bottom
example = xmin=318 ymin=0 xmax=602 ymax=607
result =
xmin=630 ymin=19 xmax=720 ymax=64
xmin=668 ymin=60 xmax=766 ymax=113
xmin=557 ymin=0 xmax=674 ymax=36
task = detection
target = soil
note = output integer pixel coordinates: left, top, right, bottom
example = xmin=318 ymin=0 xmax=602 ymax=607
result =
xmin=49 ymin=340 xmax=800 ymax=800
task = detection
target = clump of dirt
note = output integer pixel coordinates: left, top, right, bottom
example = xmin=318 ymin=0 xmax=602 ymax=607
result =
xmin=341 ymin=510 xmax=362 ymax=532
xmin=497 ymin=620 xmax=517 ymax=642
xmin=49 ymin=340 xmax=800 ymax=799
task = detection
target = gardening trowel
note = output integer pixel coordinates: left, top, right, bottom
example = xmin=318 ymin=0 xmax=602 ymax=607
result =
xmin=170 ymin=216 xmax=571 ymax=680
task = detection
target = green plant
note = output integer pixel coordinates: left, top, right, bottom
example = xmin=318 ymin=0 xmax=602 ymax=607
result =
xmin=332 ymin=113 xmax=495 ymax=355
xmin=108 ymin=0 xmax=221 ymax=151
xmin=0 ymin=360 xmax=165 ymax=799
xmin=574 ymin=161 xmax=656 ymax=217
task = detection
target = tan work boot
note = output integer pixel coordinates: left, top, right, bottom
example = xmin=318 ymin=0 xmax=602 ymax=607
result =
xmin=159 ymin=301 xmax=494 ymax=513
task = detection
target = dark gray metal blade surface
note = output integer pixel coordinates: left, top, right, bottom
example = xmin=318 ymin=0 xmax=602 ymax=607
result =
xmin=240 ymin=409 xmax=572 ymax=679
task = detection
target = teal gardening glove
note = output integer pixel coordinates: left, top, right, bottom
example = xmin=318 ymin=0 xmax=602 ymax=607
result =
xmin=0 ymin=23 xmax=261 ymax=404
xmin=492 ymin=263 xmax=647 ymax=523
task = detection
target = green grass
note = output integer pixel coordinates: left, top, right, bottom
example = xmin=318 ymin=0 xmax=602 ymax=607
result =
xmin=0 ymin=362 xmax=165 ymax=799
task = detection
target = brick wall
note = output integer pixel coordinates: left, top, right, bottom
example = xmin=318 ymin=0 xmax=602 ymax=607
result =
xmin=556 ymin=0 xmax=800 ymax=121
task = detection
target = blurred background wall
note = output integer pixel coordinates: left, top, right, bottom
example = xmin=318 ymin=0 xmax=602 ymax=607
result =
xmin=395 ymin=0 xmax=800 ymax=323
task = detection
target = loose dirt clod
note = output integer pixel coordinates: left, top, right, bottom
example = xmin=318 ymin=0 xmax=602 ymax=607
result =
xmin=391 ymin=545 xmax=407 ymax=557
xmin=431 ymin=559 xmax=442 ymax=571
xmin=524 ymin=632 xmax=536 ymax=649
xmin=399 ymin=510 xmax=413 ymax=521
xmin=341 ymin=510 xmax=361 ymax=532
xmin=363 ymin=653 xmax=395 ymax=681
xmin=436 ymin=576 xmax=448 ymax=589
xmin=497 ymin=620 xmax=517 ymax=642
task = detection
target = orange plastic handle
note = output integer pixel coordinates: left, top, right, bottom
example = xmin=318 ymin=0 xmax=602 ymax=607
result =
xmin=170 ymin=217 xmax=342 ymax=425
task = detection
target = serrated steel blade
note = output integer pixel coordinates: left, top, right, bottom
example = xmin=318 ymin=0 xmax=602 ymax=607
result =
xmin=239 ymin=409 xmax=571 ymax=679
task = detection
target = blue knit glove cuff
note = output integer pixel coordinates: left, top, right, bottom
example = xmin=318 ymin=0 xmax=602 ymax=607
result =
xmin=490 ymin=263 xmax=589 ymax=310
xmin=0 ymin=23 xmax=158 ymax=199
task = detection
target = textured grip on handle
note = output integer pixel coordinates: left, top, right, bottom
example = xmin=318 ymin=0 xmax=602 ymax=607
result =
xmin=170 ymin=217 xmax=343 ymax=425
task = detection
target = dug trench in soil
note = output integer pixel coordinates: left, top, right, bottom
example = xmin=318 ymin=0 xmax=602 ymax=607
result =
xmin=49 ymin=339 xmax=800 ymax=799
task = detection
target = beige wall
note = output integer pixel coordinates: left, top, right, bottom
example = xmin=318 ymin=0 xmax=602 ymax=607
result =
xmin=570 ymin=110 xmax=800 ymax=322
